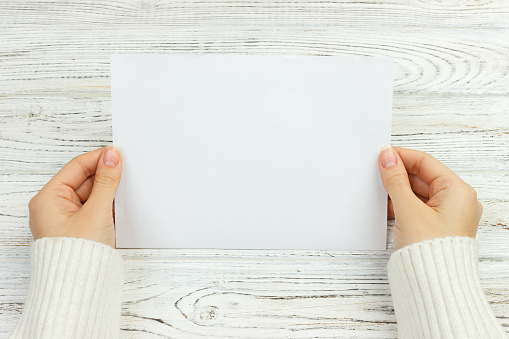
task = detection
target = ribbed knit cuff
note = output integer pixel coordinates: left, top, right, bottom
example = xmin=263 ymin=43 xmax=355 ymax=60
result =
xmin=11 ymin=237 xmax=124 ymax=339
xmin=387 ymin=236 xmax=507 ymax=339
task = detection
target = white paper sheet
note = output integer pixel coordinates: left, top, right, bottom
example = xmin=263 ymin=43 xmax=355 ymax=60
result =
xmin=111 ymin=54 xmax=393 ymax=250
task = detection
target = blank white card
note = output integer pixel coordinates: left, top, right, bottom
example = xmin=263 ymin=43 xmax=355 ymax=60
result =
xmin=111 ymin=54 xmax=393 ymax=250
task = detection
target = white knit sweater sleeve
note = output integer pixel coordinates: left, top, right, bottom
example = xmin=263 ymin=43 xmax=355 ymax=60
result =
xmin=387 ymin=236 xmax=508 ymax=338
xmin=10 ymin=237 xmax=124 ymax=339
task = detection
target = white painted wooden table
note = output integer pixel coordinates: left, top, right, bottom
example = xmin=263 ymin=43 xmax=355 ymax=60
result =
xmin=1 ymin=1 xmax=508 ymax=338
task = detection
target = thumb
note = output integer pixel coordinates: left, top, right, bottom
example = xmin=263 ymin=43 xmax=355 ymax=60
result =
xmin=87 ymin=145 xmax=123 ymax=212
xmin=378 ymin=146 xmax=420 ymax=215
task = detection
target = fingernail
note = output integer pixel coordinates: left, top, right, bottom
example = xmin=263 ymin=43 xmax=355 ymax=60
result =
xmin=104 ymin=146 xmax=119 ymax=167
xmin=380 ymin=146 xmax=397 ymax=168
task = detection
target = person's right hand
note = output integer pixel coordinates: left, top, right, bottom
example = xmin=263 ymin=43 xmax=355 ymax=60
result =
xmin=377 ymin=146 xmax=483 ymax=250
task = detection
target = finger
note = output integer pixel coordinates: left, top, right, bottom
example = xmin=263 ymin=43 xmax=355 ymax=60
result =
xmin=86 ymin=146 xmax=123 ymax=213
xmin=387 ymin=193 xmax=427 ymax=220
xmin=48 ymin=147 xmax=106 ymax=191
xmin=75 ymin=175 xmax=95 ymax=203
xmin=378 ymin=146 xmax=422 ymax=215
xmin=408 ymin=173 xmax=430 ymax=199
xmin=392 ymin=147 xmax=459 ymax=186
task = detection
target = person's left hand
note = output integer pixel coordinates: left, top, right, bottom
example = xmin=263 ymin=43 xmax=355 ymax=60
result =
xmin=28 ymin=146 xmax=123 ymax=248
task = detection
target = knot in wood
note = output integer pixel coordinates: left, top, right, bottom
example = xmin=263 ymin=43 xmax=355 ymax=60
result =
xmin=198 ymin=306 xmax=219 ymax=322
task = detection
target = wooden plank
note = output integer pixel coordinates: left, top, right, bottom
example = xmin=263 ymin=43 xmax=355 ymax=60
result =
xmin=1 ymin=0 xmax=508 ymax=95
xmin=1 ymin=0 xmax=508 ymax=29
xmin=0 ymin=94 xmax=508 ymax=173
xmin=1 ymin=29 xmax=507 ymax=95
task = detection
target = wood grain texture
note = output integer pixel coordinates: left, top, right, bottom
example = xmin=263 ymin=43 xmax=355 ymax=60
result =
xmin=1 ymin=95 xmax=508 ymax=174
xmin=1 ymin=0 xmax=508 ymax=337
xmin=1 ymin=1 xmax=509 ymax=95
xmin=1 ymin=31 xmax=508 ymax=95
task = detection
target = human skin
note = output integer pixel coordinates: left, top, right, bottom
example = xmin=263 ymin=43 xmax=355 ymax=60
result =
xmin=378 ymin=146 xmax=482 ymax=250
xmin=28 ymin=146 xmax=122 ymax=248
